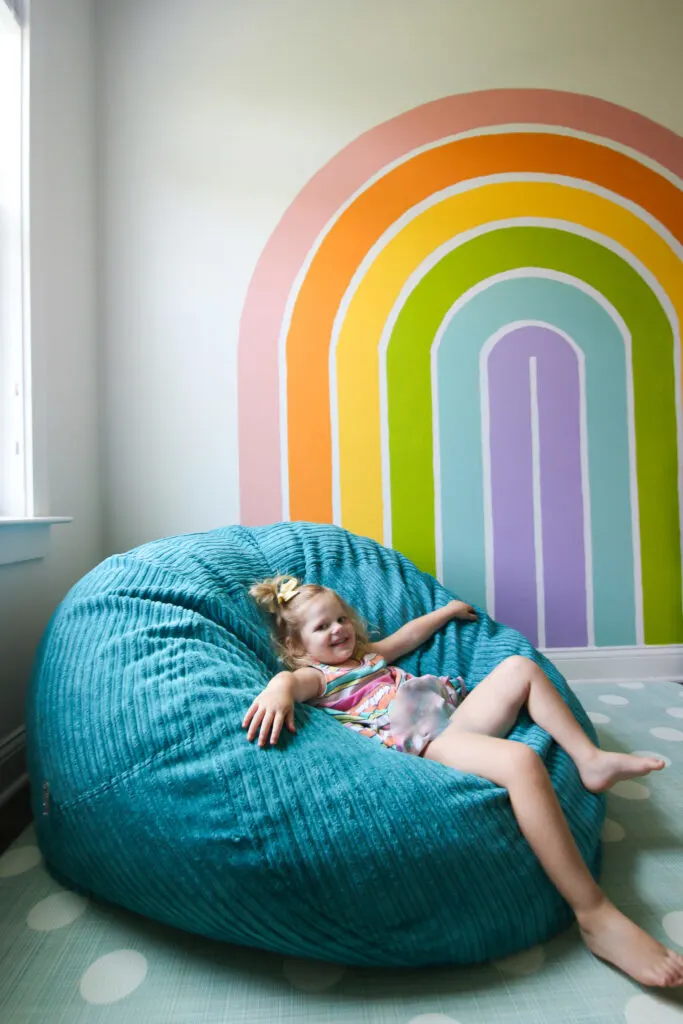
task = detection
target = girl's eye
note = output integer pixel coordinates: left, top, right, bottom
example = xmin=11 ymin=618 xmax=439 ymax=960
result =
xmin=315 ymin=623 xmax=326 ymax=632
xmin=338 ymin=616 xmax=348 ymax=624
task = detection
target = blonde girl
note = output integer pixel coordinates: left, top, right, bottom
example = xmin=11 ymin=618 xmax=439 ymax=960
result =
xmin=244 ymin=574 xmax=683 ymax=989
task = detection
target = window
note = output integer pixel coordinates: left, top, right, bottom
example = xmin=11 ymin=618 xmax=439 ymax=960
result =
xmin=0 ymin=0 xmax=69 ymax=564
xmin=0 ymin=0 xmax=29 ymax=519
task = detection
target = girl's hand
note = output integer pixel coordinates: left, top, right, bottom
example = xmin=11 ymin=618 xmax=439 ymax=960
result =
xmin=446 ymin=600 xmax=477 ymax=621
xmin=242 ymin=677 xmax=297 ymax=748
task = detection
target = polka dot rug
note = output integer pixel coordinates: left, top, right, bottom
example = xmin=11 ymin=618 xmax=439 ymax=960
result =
xmin=2 ymin=681 xmax=683 ymax=1023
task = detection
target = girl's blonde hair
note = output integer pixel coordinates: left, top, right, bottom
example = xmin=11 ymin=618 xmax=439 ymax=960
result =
xmin=249 ymin=574 xmax=369 ymax=668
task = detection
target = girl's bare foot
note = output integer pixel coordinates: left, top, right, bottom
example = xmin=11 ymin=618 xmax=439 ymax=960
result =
xmin=578 ymin=750 xmax=665 ymax=794
xmin=578 ymin=899 xmax=683 ymax=987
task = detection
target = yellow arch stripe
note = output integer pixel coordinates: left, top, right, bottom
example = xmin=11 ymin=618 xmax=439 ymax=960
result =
xmin=335 ymin=181 xmax=683 ymax=542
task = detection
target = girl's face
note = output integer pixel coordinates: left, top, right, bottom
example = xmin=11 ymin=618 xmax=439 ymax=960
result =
xmin=293 ymin=591 xmax=357 ymax=666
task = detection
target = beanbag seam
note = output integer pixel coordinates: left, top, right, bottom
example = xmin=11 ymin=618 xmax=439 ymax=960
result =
xmin=55 ymin=738 xmax=193 ymax=811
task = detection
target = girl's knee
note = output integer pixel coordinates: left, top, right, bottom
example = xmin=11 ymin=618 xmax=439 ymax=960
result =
xmin=487 ymin=741 xmax=543 ymax=788
xmin=498 ymin=656 xmax=533 ymax=697
xmin=501 ymin=655 xmax=534 ymax=676
xmin=508 ymin=741 xmax=543 ymax=775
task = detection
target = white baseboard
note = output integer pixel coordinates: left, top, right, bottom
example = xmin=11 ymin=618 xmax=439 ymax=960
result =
xmin=0 ymin=725 xmax=27 ymax=807
xmin=543 ymin=644 xmax=683 ymax=684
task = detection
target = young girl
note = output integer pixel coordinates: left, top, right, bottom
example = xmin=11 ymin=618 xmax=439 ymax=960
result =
xmin=244 ymin=575 xmax=683 ymax=988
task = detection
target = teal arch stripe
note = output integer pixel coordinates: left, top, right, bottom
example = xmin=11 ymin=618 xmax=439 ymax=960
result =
xmin=386 ymin=226 xmax=683 ymax=645
xmin=438 ymin=275 xmax=636 ymax=647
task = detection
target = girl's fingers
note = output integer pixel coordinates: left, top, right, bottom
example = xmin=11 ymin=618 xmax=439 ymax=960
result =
xmin=242 ymin=701 xmax=258 ymax=728
xmin=270 ymin=712 xmax=284 ymax=745
xmin=245 ymin=700 xmax=295 ymax=745
xmin=246 ymin=706 xmax=266 ymax=742
xmin=259 ymin=709 xmax=276 ymax=747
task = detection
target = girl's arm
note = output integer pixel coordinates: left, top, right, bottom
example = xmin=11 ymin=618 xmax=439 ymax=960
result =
xmin=265 ymin=667 xmax=324 ymax=702
xmin=242 ymin=667 xmax=324 ymax=747
xmin=371 ymin=600 xmax=476 ymax=663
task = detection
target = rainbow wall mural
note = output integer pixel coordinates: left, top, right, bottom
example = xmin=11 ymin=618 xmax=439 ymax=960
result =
xmin=237 ymin=89 xmax=683 ymax=650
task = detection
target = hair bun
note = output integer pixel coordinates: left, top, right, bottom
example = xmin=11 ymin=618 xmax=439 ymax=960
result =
xmin=248 ymin=575 xmax=300 ymax=616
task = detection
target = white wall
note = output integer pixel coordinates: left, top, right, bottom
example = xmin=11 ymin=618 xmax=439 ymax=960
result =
xmin=96 ymin=0 xmax=683 ymax=556
xmin=0 ymin=0 xmax=101 ymax=754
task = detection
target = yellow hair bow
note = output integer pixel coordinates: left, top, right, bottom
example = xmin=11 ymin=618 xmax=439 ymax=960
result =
xmin=277 ymin=578 xmax=300 ymax=605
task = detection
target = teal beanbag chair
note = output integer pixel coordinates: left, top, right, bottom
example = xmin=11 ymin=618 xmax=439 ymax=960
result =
xmin=27 ymin=522 xmax=603 ymax=966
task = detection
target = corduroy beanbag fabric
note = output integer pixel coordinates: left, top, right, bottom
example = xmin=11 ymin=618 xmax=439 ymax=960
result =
xmin=27 ymin=522 xmax=604 ymax=966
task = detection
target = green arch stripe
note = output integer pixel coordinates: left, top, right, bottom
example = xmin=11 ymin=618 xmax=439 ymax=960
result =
xmin=386 ymin=226 xmax=682 ymax=645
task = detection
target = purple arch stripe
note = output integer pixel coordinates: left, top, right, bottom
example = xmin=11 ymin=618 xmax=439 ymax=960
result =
xmin=488 ymin=326 xmax=588 ymax=648
xmin=537 ymin=333 xmax=589 ymax=647
xmin=488 ymin=331 xmax=537 ymax=644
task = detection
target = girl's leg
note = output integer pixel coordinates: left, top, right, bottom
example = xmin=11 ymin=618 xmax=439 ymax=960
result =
xmin=449 ymin=656 xmax=665 ymax=792
xmin=423 ymin=730 xmax=683 ymax=987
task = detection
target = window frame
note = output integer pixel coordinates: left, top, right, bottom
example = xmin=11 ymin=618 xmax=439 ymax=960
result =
xmin=0 ymin=0 xmax=71 ymax=564
xmin=0 ymin=0 xmax=29 ymax=518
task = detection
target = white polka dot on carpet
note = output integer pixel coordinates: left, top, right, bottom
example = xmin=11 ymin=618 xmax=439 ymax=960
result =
xmin=27 ymin=890 xmax=87 ymax=931
xmin=282 ymin=958 xmax=346 ymax=992
xmin=663 ymin=911 xmax=683 ymax=947
xmin=494 ymin=945 xmax=545 ymax=976
xmin=650 ymin=726 xmax=683 ymax=742
xmin=624 ymin=994 xmax=683 ymax=1023
xmin=408 ymin=1015 xmax=462 ymax=1024
xmin=79 ymin=950 xmax=148 ymax=1005
xmin=588 ymin=711 xmax=611 ymax=724
xmin=601 ymin=818 xmax=626 ymax=842
xmin=610 ymin=780 xmax=650 ymax=800
xmin=0 ymin=845 xmax=41 ymax=878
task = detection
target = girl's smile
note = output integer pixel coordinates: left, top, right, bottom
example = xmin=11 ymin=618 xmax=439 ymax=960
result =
xmin=295 ymin=592 xmax=358 ymax=666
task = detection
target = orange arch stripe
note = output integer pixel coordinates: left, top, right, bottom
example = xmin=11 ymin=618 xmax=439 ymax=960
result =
xmin=286 ymin=132 xmax=683 ymax=523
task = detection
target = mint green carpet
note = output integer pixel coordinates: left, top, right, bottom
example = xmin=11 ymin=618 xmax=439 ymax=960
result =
xmin=2 ymin=681 xmax=683 ymax=1024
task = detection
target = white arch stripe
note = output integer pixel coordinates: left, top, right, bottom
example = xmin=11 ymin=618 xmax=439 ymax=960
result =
xmin=359 ymin=124 xmax=683 ymax=193
xmin=329 ymin=172 xmax=683 ymax=528
xmin=431 ymin=270 xmax=634 ymax=646
xmin=530 ymin=357 xmax=546 ymax=648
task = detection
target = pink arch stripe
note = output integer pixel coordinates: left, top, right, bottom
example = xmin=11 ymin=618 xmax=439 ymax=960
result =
xmin=238 ymin=89 xmax=683 ymax=525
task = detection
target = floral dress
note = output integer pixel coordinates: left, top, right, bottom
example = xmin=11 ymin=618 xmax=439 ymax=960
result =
xmin=307 ymin=652 xmax=466 ymax=756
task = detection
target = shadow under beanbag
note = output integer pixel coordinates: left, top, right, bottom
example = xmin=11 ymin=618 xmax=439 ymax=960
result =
xmin=27 ymin=522 xmax=604 ymax=967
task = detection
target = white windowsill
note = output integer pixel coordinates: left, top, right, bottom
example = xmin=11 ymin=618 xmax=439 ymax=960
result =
xmin=0 ymin=516 xmax=73 ymax=565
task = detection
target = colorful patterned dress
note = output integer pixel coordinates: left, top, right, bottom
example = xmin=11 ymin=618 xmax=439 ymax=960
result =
xmin=307 ymin=651 xmax=467 ymax=756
